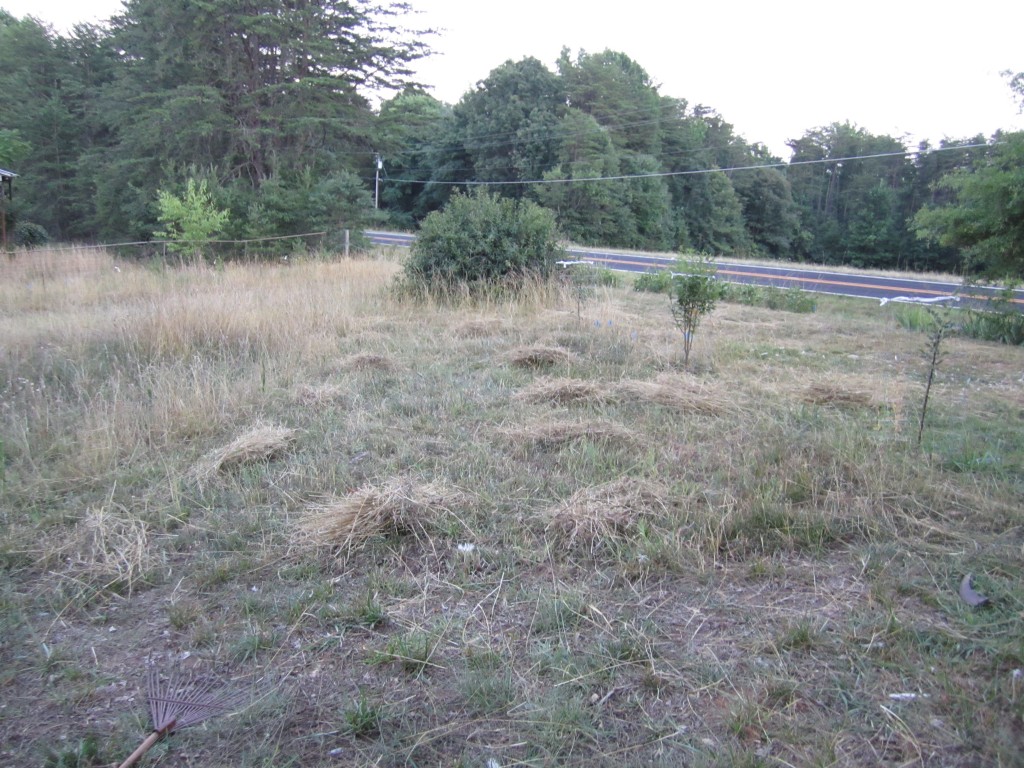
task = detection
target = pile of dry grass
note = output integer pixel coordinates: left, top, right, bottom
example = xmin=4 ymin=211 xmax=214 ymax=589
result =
xmin=506 ymin=345 xmax=573 ymax=369
xmin=340 ymin=352 xmax=394 ymax=372
xmin=543 ymin=478 xmax=670 ymax=551
xmin=50 ymin=504 xmax=158 ymax=595
xmin=499 ymin=418 xmax=637 ymax=449
xmin=514 ymin=378 xmax=606 ymax=405
xmin=294 ymin=477 xmax=466 ymax=557
xmin=193 ymin=423 xmax=297 ymax=480
xmin=800 ymin=378 xmax=904 ymax=410
xmin=612 ymin=373 xmax=733 ymax=415
xmin=454 ymin=318 xmax=506 ymax=337
xmin=513 ymin=373 xmax=734 ymax=414
xmin=802 ymin=383 xmax=874 ymax=408
xmin=294 ymin=383 xmax=348 ymax=407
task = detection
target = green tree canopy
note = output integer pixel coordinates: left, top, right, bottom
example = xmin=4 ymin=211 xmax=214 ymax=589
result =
xmin=452 ymin=57 xmax=565 ymax=191
xmin=92 ymin=0 xmax=427 ymax=238
xmin=913 ymin=132 xmax=1024 ymax=279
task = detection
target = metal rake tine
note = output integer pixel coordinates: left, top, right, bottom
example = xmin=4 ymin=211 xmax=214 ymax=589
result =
xmin=120 ymin=667 xmax=248 ymax=768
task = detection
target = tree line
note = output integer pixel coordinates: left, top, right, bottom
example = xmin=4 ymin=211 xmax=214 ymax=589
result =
xmin=1 ymin=3 xmax=1021 ymax=277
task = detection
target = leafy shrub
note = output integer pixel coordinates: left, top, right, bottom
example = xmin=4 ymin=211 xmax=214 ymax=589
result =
xmin=11 ymin=221 xmax=50 ymax=247
xmin=720 ymin=283 xmax=816 ymax=313
xmin=634 ymin=270 xmax=674 ymax=293
xmin=403 ymin=190 xmax=563 ymax=286
xmin=155 ymin=178 xmax=229 ymax=262
xmin=593 ymin=266 xmax=622 ymax=287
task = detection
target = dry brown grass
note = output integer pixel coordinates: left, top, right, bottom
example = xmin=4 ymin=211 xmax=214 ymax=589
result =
xmin=454 ymin=318 xmax=508 ymax=337
xmin=800 ymin=377 xmax=908 ymax=411
xmin=514 ymin=377 xmax=605 ymax=405
xmin=499 ymin=418 xmax=637 ymax=448
xmin=3 ymin=251 xmax=1024 ymax=767
xmin=294 ymin=476 xmax=466 ymax=557
xmin=193 ymin=423 xmax=297 ymax=480
xmin=513 ymin=373 xmax=733 ymax=414
xmin=506 ymin=345 xmax=573 ymax=369
xmin=339 ymin=352 xmax=395 ymax=372
xmin=293 ymin=383 xmax=349 ymax=407
xmin=46 ymin=504 xmax=158 ymax=596
xmin=543 ymin=478 xmax=671 ymax=551
xmin=802 ymin=382 xmax=874 ymax=408
xmin=613 ymin=372 xmax=734 ymax=414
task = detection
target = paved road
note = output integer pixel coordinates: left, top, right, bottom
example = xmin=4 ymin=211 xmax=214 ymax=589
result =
xmin=364 ymin=230 xmax=1023 ymax=310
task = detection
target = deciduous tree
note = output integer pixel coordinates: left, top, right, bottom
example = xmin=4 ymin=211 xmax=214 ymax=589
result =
xmin=913 ymin=132 xmax=1024 ymax=279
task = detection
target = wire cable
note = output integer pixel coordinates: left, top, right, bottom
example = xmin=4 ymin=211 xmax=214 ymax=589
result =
xmin=381 ymin=142 xmax=995 ymax=187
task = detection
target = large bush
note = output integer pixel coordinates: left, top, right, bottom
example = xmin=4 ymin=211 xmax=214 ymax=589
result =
xmin=404 ymin=190 xmax=564 ymax=284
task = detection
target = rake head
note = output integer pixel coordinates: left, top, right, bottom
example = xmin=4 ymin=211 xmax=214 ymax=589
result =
xmin=146 ymin=667 xmax=246 ymax=733
xmin=118 ymin=667 xmax=247 ymax=768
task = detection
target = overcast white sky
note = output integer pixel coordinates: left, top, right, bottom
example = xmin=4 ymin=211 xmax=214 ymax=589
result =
xmin=4 ymin=0 xmax=1022 ymax=158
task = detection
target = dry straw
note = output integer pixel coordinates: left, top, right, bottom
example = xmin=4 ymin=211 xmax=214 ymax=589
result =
xmin=499 ymin=418 xmax=637 ymax=449
xmin=801 ymin=379 xmax=903 ymax=410
xmin=50 ymin=504 xmax=157 ymax=596
xmin=612 ymin=373 xmax=732 ymax=415
xmin=295 ymin=476 xmax=466 ymax=557
xmin=339 ymin=352 xmax=395 ymax=371
xmin=454 ymin=318 xmax=507 ymax=337
xmin=193 ymin=423 xmax=297 ymax=481
xmin=293 ymin=383 xmax=348 ymax=407
xmin=506 ymin=345 xmax=573 ymax=369
xmin=513 ymin=373 xmax=733 ymax=414
xmin=543 ymin=478 xmax=670 ymax=551
xmin=514 ymin=378 xmax=605 ymax=405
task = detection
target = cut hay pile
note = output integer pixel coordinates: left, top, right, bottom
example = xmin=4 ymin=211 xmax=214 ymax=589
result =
xmin=294 ymin=477 xmax=466 ymax=557
xmin=499 ymin=418 xmax=637 ymax=449
xmin=800 ymin=378 xmax=904 ymax=410
xmin=612 ymin=373 xmax=732 ymax=415
xmin=340 ymin=352 xmax=394 ymax=372
xmin=543 ymin=478 xmax=670 ymax=551
xmin=802 ymin=383 xmax=873 ymax=408
xmin=514 ymin=378 xmax=606 ymax=405
xmin=294 ymin=383 xmax=348 ymax=407
xmin=193 ymin=423 xmax=297 ymax=480
xmin=506 ymin=345 xmax=573 ymax=369
xmin=51 ymin=505 xmax=157 ymax=595
xmin=513 ymin=373 xmax=733 ymax=414
xmin=454 ymin=318 xmax=507 ymax=338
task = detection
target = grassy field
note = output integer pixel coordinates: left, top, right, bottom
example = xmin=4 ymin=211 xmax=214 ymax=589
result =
xmin=1 ymin=247 xmax=1022 ymax=767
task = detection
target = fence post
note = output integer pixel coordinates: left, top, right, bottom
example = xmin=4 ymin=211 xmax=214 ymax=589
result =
xmin=344 ymin=229 xmax=350 ymax=258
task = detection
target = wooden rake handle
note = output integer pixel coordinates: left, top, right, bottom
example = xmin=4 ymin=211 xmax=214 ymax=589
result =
xmin=117 ymin=728 xmax=166 ymax=768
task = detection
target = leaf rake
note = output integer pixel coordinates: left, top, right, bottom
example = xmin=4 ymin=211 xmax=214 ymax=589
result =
xmin=118 ymin=667 xmax=246 ymax=768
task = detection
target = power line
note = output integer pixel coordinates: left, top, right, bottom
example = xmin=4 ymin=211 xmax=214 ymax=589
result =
xmin=382 ymin=142 xmax=996 ymax=187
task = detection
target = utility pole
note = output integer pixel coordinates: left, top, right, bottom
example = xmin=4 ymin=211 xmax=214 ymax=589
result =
xmin=374 ymin=153 xmax=383 ymax=209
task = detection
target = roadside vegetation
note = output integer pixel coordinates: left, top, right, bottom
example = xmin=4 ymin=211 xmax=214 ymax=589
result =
xmin=3 ymin=5 xmax=1023 ymax=283
xmin=1 ymin=245 xmax=1022 ymax=767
